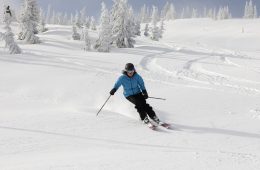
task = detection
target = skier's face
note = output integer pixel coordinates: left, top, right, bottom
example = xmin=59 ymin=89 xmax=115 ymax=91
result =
xmin=127 ymin=70 xmax=134 ymax=77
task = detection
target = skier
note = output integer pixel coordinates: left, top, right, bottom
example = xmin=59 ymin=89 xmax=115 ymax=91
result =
xmin=109 ymin=63 xmax=169 ymax=129
xmin=5 ymin=6 xmax=12 ymax=17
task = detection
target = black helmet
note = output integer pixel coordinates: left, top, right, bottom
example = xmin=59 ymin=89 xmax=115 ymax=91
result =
xmin=125 ymin=63 xmax=135 ymax=71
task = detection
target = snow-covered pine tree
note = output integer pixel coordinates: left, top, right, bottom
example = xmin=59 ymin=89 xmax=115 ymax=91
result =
xmin=192 ymin=8 xmax=198 ymax=18
xmin=70 ymin=13 xmax=74 ymax=25
xmin=95 ymin=2 xmax=112 ymax=52
xmin=1 ymin=6 xmax=22 ymax=54
xmin=45 ymin=4 xmax=51 ymax=24
xmin=161 ymin=1 xmax=170 ymax=20
xmin=72 ymin=25 xmax=80 ymax=40
xmin=63 ymin=13 xmax=68 ymax=25
xmin=75 ymin=11 xmax=81 ymax=28
xmin=18 ymin=0 xmax=40 ymax=44
xmin=134 ymin=19 xmax=141 ymax=36
xmin=165 ymin=3 xmax=176 ymax=20
xmin=111 ymin=0 xmax=135 ymax=48
xmin=140 ymin=4 xmax=147 ymax=23
xmin=254 ymin=5 xmax=258 ymax=18
xmin=159 ymin=19 xmax=164 ymax=38
xmin=20 ymin=0 xmax=40 ymax=34
xmin=90 ymin=16 xmax=97 ymax=30
xmin=128 ymin=6 xmax=138 ymax=36
xmin=217 ymin=6 xmax=231 ymax=20
xmin=84 ymin=16 xmax=90 ymax=28
xmin=244 ymin=0 xmax=254 ymax=18
xmin=144 ymin=23 xmax=149 ymax=37
xmin=50 ymin=10 xmax=56 ymax=24
xmin=80 ymin=7 xmax=86 ymax=25
xmin=150 ymin=6 xmax=160 ymax=41
xmin=38 ymin=8 xmax=47 ymax=32
xmin=82 ymin=26 xmax=91 ymax=51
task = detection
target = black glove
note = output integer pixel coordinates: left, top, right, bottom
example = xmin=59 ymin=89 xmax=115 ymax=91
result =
xmin=110 ymin=88 xmax=117 ymax=95
xmin=142 ymin=90 xmax=148 ymax=99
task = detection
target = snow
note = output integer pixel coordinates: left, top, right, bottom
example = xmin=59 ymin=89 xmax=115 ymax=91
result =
xmin=1 ymin=19 xmax=260 ymax=169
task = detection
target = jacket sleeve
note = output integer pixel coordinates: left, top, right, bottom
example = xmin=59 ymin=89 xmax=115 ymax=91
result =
xmin=136 ymin=74 xmax=146 ymax=91
xmin=113 ymin=76 xmax=122 ymax=91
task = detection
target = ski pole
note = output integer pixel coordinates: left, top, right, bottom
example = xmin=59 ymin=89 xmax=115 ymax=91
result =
xmin=148 ymin=96 xmax=166 ymax=101
xmin=96 ymin=95 xmax=112 ymax=116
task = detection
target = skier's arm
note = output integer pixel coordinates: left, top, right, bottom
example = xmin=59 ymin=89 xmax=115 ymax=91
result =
xmin=110 ymin=77 xmax=122 ymax=95
xmin=137 ymin=74 xmax=148 ymax=99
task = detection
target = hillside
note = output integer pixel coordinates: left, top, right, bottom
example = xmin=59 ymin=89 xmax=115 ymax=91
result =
xmin=0 ymin=19 xmax=260 ymax=170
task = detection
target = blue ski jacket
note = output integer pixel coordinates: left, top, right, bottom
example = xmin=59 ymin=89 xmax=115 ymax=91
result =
xmin=112 ymin=72 xmax=146 ymax=97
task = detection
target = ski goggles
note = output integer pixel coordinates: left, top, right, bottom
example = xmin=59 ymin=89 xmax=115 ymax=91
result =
xmin=126 ymin=69 xmax=135 ymax=73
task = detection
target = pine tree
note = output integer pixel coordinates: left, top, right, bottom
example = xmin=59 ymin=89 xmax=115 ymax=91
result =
xmin=18 ymin=0 xmax=40 ymax=44
xmin=111 ymin=0 xmax=135 ymax=48
xmin=134 ymin=19 xmax=141 ymax=36
xmin=244 ymin=0 xmax=254 ymax=18
xmin=150 ymin=6 xmax=160 ymax=41
xmin=38 ymin=8 xmax=47 ymax=32
xmin=161 ymin=1 xmax=170 ymax=19
xmin=74 ymin=11 xmax=81 ymax=28
xmin=144 ymin=23 xmax=149 ymax=37
xmin=46 ymin=4 xmax=51 ymax=24
xmin=72 ymin=25 xmax=80 ymax=40
xmin=159 ymin=19 xmax=164 ymax=38
xmin=95 ymin=2 xmax=112 ymax=52
xmin=140 ymin=4 xmax=147 ymax=23
xmin=90 ymin=16 xmax=97 ymax=30
xmin=82 ymin=26 xmax=91 ymax=51
xmin=165 ymin=3 xmax=176 ymax=20
xmin=50 ymin=10 xmax=56 ymax=24
xmin=254 ymin=5 xmax=258 ymax=18
xmin=1 ymin=6 xmax=22 ymax=54
xmin=192 ymin=8 xmax=198 ymax=18
xmin=80 ymin=7 xmax=86 ymax=25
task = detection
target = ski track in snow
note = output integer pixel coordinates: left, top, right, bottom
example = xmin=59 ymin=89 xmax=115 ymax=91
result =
xmin=137 ymin=40 xmax=260 ymax=96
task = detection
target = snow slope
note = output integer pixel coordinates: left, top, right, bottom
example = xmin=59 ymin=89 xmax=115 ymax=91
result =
xmin=0 ymin=19 xmax=260 ymax=170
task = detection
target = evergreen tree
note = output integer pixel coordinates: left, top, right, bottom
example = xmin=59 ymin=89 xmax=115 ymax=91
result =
xmin=74 ymin=11 xmax=81 ymax=28
xmin=46 ymin=4 xmax=51 ymax=24
xmin=244 ymin=0 xmax=254 ymax=18
xmin=134 ymin=19 xmax=141 ymax=36
xmin=192 ymin=8 xmax=198 ymax=18
xmin=90 ymin=16 xmax=97 ymax=30
xmin=38 ymin=8 xmax=47 ymax=32
xmin=82 ymin=26 xmax=91 ymax=51
xmin=140 ymin=4 xmax=147 ymax=23
xmin=159 ymin=19 xmax=164 ymax=38
xmin=111 ymin=0 xmax=135 ymax=48
xmin=161 ymin=2 xmax=170 ymax=19
xmin=50 ymin=10 xmax=56 ymax=24
xmin=165 ymin=3 xmax=176 ymax=20
xmin=80 ymin=7 xmax=86 ymax=25
xmin=150 ymin=6 xmax=160 ymax=41
xmin=254 ymin=5 xmax=258 ymax=18
xmin=1 ymin=6 xmax=22 ymax=54
xmin=95 ymin=2 xmax=112 ymax=52
xmin=72 ymin=25 xmax=80 ymax=40
xmin=144 ymin=23 xmax=149 ymax=37
xmin=18 ymin=0 xmax=40 ymax=44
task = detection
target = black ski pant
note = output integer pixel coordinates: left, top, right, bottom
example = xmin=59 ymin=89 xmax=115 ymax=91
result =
xmin=126 ymin=93 xmax=156 ymax=121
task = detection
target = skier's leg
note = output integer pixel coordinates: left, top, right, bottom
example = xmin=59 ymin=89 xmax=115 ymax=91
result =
xmin=126 ymin=94 xmax=147 ymax=120
xmin=143 ymin=104 xmax=155 ymax=118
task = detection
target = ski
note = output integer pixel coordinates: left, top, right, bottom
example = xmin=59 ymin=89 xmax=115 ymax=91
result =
xmin=159 ymin=122 xmax=171 ymax=129
xmin=146 ymin=123 xmax=157 ymax=130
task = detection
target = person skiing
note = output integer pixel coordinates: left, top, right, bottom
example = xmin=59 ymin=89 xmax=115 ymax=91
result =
xmin=5 ymin=6 xmax=12 ymax=17
xmin=110 ymin=63 xmax=169 ymax=129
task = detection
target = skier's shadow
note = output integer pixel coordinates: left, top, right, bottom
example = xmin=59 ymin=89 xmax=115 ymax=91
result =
xmin=156 ymin=110 xmax=260 ymax=139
